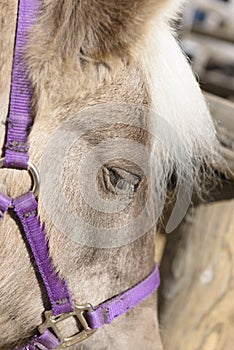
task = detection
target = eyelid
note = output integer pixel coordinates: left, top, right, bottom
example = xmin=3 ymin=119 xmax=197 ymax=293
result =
xmin=103 ymin=166 xmax=142 ymax=195
xmin=108 ymin=166 xmax=141 ymax=183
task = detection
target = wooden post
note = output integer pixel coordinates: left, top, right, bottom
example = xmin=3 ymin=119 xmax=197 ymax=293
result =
xmin=206 ymin=93 xmax=234 ymax=175
xmin=158 ymin=94 xmax=234 ymax=350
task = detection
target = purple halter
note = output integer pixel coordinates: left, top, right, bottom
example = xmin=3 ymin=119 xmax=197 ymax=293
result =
xmin=0 ymin=1 xmax=160 ymax=349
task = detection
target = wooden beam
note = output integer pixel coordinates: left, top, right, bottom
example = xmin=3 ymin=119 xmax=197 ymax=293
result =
xmin=192 ymin=27 xmax=234 ymax=45
xmin=205 ymin=93 xmax=234 ymax=176
xmin=206 ymin=93 xmax=234 ymax=133
xmin=159 ymin=199 xmax=234 ymax=350
xmin=158 ymin=95 xmax=234 ymax=349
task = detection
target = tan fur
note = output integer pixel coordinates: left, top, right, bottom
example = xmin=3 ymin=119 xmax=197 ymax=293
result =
xmin=28 ymin=0 xmax=182 ymax=61
xmin=0 ymin=1 xmax=218 ymax=349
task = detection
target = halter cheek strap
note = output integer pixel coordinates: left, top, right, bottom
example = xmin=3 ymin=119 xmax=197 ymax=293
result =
xmin=0 ymin=1 xmax=160 ymax=349
xmin=13 ymin=192 xmax=74 ymax=316
xmin=4 ymin=0 xmax=37 ymax=169
xmin=0 ymin=193 xmax=12 ymax=221
xmin=17 ymin=265 xmax=160 ymax=350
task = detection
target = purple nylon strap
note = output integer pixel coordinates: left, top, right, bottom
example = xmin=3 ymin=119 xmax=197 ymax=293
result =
xmin=87 ymin=264 xmax=160 ymax=329
xmin=0 ymin=193 xmax=12 ymax=221
xmin=13 ymin=192 xmax=73 ymax=316
xmin=2 ymin=0 xmax=74 ymax=319
xmin=17 ymin=330 xmax=60 ymax=350
xmin=17 ymin=265 xmax=160 ymax=350
xmin=4 ymin=0 xmax=40 ymax=169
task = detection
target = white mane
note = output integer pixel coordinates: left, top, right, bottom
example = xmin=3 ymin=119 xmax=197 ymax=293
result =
xmin=140 ymin=20 xmax=220 ymax=226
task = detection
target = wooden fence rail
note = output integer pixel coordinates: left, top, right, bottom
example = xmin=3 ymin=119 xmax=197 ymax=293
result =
xmin=157 ymin=93 xmax=234 ymax=350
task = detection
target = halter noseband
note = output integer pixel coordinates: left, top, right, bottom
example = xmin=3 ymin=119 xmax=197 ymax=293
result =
xmin=0 ymin=1 xmax=160 ymax=349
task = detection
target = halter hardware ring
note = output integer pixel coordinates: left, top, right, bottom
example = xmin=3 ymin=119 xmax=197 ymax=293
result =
xmin=38 ymin=303 xmax=96 ymax=348
xmin=0 ymin=157 xmax=40 ymax=202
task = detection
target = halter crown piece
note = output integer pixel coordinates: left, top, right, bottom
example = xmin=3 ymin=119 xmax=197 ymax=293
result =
xmin=0 ymin=1 xmax=160 ymax=349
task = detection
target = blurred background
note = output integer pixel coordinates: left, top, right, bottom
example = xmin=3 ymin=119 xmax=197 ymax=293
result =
xmin=181 ymin=0 xmax=234 ymax=101
xmin=157 ymin=1 xmax=234 ymax=349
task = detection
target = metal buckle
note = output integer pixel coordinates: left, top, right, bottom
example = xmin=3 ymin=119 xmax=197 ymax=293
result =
xmin=38 ymin=304 xmax=96 ymax=348
xmin=0 ymin=157 xmax=40 ymax=208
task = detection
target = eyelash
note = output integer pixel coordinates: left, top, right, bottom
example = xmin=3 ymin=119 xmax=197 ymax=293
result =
xmin=105 ymin=167 xmax=141 ymax=195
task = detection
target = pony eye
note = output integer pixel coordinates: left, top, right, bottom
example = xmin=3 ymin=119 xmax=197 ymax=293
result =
xmin=115 ymin=179 xmax=135 ymax=195
xmin=103 ymin=166 xmax=142 ymax=195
